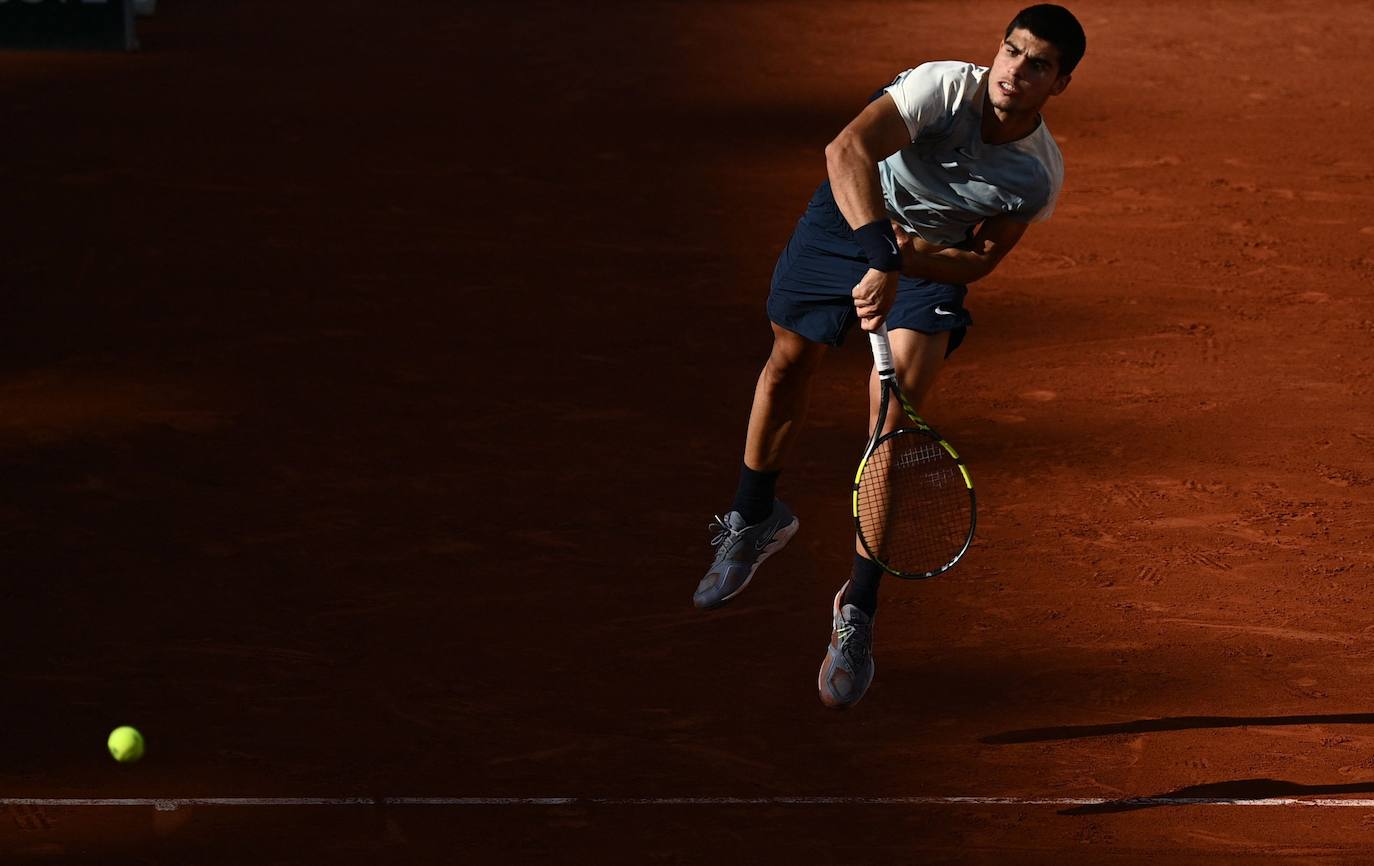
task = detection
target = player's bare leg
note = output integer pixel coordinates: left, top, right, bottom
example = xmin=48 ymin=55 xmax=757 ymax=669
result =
xmin=695 ymin=322 xmax=825 ymax=609
xmin=866 ymin=328 xmax=949 ymax=434
xmin=743 ymin=321 xmax=829 ymax=471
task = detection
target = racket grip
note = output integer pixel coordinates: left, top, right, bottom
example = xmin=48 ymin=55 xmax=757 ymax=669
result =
xmin=868 ymin=323 xmax=894 ymax=375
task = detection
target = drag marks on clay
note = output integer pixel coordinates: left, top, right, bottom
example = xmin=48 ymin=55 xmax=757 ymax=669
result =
xmin=1316 ymin=464 xmax=1374 ymax=489
xmin=1287 ymin=676 xmax=1330 ymax=702
xmin=1139 ymin=321 xmax=1226 ymax=369
xmin=1033 ymin=477 xmax=1338 ymax=609
xmin=1155 ymin=619 xmax=1353 ymax=645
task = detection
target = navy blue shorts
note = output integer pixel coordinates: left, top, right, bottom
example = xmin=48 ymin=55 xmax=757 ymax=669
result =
xmin=768 ymin=180 xmax=972 ymax=355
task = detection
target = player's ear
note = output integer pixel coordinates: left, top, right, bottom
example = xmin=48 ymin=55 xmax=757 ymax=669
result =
xmin=1050 ymin=73 xmax=1071 ymax=97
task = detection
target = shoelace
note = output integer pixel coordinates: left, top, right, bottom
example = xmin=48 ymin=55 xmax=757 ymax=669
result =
xmin=836 ymin=619 xmax=872 ymax=666
xmin=708 ymin=514 xmax=742 ymax=548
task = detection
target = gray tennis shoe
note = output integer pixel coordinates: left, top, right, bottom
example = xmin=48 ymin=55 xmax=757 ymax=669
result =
xmin=693 ymin=501 xmax=799 ymax=610
xmin=818 ymin=581 xmax=875 ymax=708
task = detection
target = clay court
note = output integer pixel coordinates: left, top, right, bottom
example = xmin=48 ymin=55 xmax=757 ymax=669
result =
xmin=3 ymin=0 xmax=1374 ymax=861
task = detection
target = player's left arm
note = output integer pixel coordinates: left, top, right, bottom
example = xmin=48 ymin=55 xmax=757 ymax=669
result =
xmin=894 ymin=214 xmax=1029 ymax=284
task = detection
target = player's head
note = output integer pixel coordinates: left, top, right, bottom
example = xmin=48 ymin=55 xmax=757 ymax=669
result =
xmin=989 ymin=5 xmax=1085 ymax=114
xmin=1007 ymin=5 xmax=1085 ymax=75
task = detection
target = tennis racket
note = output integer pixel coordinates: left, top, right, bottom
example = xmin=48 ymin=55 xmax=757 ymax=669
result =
xmin=853 ymin=323 xmax=976 ymax=578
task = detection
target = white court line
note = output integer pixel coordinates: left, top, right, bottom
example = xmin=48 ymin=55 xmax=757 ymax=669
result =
xmin=4 ymin=796 xmax=1374 ymax=811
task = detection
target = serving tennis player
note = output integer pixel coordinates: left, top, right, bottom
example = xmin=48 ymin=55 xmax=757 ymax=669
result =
xmin=695 ymin=4 xmax=1086 ymax=708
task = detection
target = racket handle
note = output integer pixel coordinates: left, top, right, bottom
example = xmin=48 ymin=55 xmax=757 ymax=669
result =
xmin=868 ymin=323 xmax=895 ymax=376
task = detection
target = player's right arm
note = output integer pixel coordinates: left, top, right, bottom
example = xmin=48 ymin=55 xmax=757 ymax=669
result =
xmin=824 ymin=95 xmax=913 ymax=330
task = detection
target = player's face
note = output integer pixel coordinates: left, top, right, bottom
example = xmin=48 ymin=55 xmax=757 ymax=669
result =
xmin=988 ymin=28 xmax=1070 ymax=115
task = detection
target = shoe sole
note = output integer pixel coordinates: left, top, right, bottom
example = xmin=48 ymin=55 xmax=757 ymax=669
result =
xmin=699 ymin=517 xmax=799 ymax=610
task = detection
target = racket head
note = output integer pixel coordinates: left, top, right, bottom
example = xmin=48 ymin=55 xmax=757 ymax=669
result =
xmin=853 ymin=426 xmax=976 ymax=579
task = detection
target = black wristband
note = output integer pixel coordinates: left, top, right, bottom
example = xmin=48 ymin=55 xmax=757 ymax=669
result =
xmin=852 ymin=219 xmax=902 ymax=273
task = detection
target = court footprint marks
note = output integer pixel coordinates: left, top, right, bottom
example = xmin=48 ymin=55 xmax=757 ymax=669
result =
xmin=1225 ymin=219 xmax=1280 ymax=261
xmin=1180 ymin=546 xmax=1232 ymax=572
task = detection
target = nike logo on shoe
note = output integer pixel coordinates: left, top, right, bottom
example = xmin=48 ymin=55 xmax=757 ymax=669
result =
xmin=755 ymin=532 xmax=777 ymax=551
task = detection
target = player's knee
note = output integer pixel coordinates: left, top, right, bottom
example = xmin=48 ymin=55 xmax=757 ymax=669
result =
xmin=763 ymin=343 xmax=823 ymax=393
xmin=763 ymin=351 xmax=812 ymax=392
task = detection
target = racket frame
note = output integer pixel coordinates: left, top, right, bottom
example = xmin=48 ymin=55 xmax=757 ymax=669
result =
xmin=852 ymin=323 xmax=977 ymax=579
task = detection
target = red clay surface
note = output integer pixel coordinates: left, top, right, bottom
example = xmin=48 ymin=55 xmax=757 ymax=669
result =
xmin=3 ymin=0 xmax=1374 ymax=862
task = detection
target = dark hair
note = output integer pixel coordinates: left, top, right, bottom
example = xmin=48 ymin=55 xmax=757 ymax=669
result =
xmin=1006 ymin=5 xmax=1086 ymax=75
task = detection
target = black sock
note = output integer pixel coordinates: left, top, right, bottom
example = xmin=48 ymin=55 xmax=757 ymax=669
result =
xmin=730 ymin=462 xmax=780 ymax=525
xmin=844 ymin=555 xmax=883 ymax=618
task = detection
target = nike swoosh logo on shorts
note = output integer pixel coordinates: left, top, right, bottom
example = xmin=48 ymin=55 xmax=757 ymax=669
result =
xmin=933 ymin=305 xmax=956 ymax=316
xmin=886 ymin=238 xmax=898 ymax=255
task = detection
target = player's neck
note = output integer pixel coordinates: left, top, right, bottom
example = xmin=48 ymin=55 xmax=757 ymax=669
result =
xmin=980 ymin=92 xmax=1042 ymax=145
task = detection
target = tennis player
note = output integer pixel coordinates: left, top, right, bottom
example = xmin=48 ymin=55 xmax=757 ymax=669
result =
xmin=695 ymin=5 xmax=1086 ymax=708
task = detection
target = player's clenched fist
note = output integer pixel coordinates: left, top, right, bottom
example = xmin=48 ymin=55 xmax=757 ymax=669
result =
xmin=851 ymin=268 xmax=898 ymax=331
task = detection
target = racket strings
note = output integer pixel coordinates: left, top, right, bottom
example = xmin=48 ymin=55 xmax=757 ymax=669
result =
xmin=857 ymin=433 xmax=972 ymax=575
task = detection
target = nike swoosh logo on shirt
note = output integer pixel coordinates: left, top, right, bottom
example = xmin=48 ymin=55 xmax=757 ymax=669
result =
xmin=886 ymin=238 xmax=898 ymax=256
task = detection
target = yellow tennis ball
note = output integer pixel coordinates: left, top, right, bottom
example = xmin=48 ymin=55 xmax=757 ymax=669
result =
xmin=107 ymin=726 xmax=145 ymax=763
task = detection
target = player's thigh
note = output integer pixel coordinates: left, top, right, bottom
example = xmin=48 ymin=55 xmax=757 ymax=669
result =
xmin=887 ymin=328 xmax=949 ymax=407
xmin=866 ymin=329 xmax=949 ymax=430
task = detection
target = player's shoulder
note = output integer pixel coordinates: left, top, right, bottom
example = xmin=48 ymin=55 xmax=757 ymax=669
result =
xmin=887 ymin=61 xmax=987 ymax=125
xmin=893 ymin=60 xmax=986 ymax=94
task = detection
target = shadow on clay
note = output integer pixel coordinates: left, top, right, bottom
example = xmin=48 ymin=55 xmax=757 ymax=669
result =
xmin=982 ymin=714 xmax=1374 ymax=815
xmin=982 ymin=712 xmax=1374 ymax=744
xmin=1058 ymin=778 xmax=1374 ymax=815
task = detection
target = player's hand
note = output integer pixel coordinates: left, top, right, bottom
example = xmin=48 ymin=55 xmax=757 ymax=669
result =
xmin=851 ymin=268 xmax=898 ymax=331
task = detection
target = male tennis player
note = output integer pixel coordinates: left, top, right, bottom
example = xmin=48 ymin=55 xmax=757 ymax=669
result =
xmin=695 ymin=5 xmax=1085 ymax=708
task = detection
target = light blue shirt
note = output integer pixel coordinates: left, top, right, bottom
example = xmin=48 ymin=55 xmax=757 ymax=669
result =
xmin=879 ymin=61 xmax=1064 ymax=246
